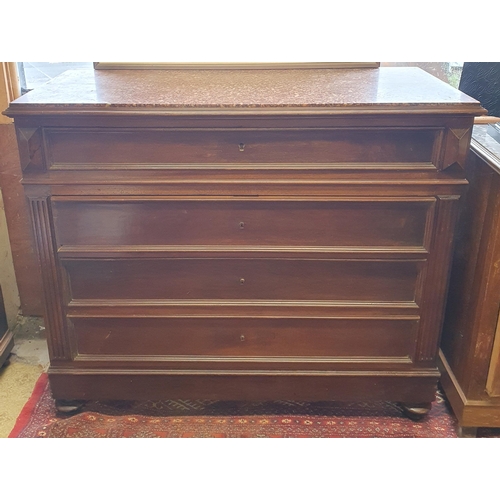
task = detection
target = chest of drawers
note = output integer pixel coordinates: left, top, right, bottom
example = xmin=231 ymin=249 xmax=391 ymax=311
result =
xmin=5 ymin=67 xmax=484 ymax=414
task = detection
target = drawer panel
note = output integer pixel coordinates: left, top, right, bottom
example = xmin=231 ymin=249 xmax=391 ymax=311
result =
xmin=53 ymin=199 xmax=433 ymax=248
xmin=73 ymin=317 xmax=418 ymax=358
xmin=46 ymin=128 xmax=437 ymax=166
xmin=64 ymin=258 xmax=421 ymax=302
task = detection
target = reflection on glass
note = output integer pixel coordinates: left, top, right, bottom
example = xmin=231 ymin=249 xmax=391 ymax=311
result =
xmin=17 ymin=62 xmax=93 ymax=94
xmin=381 ymin=62 xmax=463 ymax=89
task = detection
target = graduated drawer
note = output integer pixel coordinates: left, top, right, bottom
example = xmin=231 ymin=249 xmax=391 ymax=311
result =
xmin=72 ymin=317 xmax=418 ymax=358
xmin=52 ymin=198 xmax=434 ymax=249
xmin=45 ymin=128 xmax=438 ymax=167
xmin=63 ymin=258 xmax=422 ymax=302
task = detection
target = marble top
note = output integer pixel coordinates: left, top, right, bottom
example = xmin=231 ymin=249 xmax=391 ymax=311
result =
xmin=5 ymin=67 xmax=484 ymax=116
xmin=472 ymin=124 xmax=500 ymax=172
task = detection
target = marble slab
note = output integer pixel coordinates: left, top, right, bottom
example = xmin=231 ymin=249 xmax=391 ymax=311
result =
xmin=472 ymin=124 xmax=500 ymax=172
xmin=5 ymin=67 xmax=483 ymax=115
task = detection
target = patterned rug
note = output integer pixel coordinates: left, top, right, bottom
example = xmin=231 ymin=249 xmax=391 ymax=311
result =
xmin=8 ymin=373 xmax=499 ymax=438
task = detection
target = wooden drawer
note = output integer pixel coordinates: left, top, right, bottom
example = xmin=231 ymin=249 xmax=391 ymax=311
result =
xmin=63 ymin=258 xmax=422 ymax=302
xmin=45 ymin=128 xmax=438 ymax=167
xmin=53 ymin=198 xmax=434 ymax=249
xmin=73 ymin=317 xmax=418 ymax=358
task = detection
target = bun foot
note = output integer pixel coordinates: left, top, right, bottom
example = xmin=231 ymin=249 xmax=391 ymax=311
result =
xmin=398 ymin=402 xmax=432 ymax=421
xmin=55 ymin=399 xmax=85 ymax=414
xmin=457 ymin=426 xmax=478 ymax=438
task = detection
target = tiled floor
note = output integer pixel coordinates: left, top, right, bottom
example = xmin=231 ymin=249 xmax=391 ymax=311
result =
xmin=0 ymin=317 xmax=48 ymax=437
xmin=9 ymin=316 xmax=49 ymax=369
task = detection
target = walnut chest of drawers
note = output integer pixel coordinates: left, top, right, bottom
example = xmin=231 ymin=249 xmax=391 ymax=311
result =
xmin=5 ymin=67 xmax=484 ymax=411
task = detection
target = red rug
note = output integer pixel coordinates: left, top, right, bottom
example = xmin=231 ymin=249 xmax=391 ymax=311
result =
xmin=8 ymin=373 xmax=497 ymax=438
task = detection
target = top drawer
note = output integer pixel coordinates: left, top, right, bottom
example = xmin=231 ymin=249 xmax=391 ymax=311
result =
xmin=44 ymin=128 xmax=439 ymax=167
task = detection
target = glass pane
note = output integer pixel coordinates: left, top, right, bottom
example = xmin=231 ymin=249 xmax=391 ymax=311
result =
xmin=17 ymin=62 xmax=93 ymax=93
xmin=381 ymin=62 xmax=463 ymax=88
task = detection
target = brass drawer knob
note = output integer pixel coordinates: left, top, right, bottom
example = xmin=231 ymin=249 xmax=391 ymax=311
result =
xmin=239 ymin=278 xmax=245 ymax=284
xmin=238 ymin=143 xmax=245 ymax=152
xmin=239 ymin=221 xmax=245 ymax=229
xmin=240 ymin=335 xmax=246 ymax=342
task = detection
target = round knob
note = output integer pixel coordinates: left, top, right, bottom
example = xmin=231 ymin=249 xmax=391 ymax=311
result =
xmin=240 ymin=335 xmax=246 ymax=342
xmin=239 ymin=278 xmax=245 ymax=285
xmin=238 ymin=143 xmax=245 ymax=152
xmin=239 ymin=222 xmax=245 ymax=229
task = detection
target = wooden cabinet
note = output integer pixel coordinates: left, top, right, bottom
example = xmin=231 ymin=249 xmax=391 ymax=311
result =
xmin=440 ymin=125 xmax=500 ymax=436
xmin=4 ymin=67 xmax=484 ymax=414
xmin=0 ymin=286 xmax=13 ymax=368
xmin=486 ymin=314 xmax=500 ymax=397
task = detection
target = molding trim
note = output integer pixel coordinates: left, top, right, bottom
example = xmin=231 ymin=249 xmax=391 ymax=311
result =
xmin=94 ymin=62 xmax=381 ymax=70
xmin=440 ymin=127 xmax=473 ymax=171
xmin=416 ymin=196 xmax=461 ymax=361
xmin=28 ymin=196 xmax=72 ymax=361
xmin=0 ymin=63 xmax=20 ymax=124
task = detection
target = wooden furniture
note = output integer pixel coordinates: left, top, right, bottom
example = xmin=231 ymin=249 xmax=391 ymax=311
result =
xmin=4 ymin=67 xmax=484 ymax=415
xmin=440 ymin=125 xmax=500 ymax=436
xmin=0 ymin=285 xmax=13 ymax=368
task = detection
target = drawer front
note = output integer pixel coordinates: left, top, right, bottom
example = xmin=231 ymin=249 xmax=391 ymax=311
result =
xmin=53 ymin=199 xmax=433 ymax=249
xmin=73 ymin=317 xmax=418 ymax=358
xmin=64 ymin=258 xmax=421 ymax=302
xmin=45 ymin=128 xmax=438 ymax=167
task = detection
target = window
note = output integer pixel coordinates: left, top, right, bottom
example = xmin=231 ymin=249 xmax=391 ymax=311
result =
xmin=17 ymin=62 xmax=93 ymax=94
xmin=381 ymin=62 xmax=463 ymax=88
